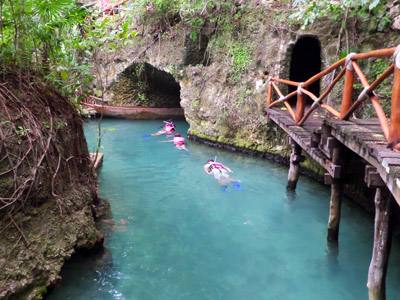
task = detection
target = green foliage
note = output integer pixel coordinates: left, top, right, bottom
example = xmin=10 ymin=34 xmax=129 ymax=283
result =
xmin=290 ymin=0 xmax=389 ymax=29
xmin=361 ymin=58 xmax=392 ymax=118
xmin=132 ymin=0 xmax=238 ymax=43
xmin=231 ymin=44 xmax=251 ymax=73
xmin=0 ymin=0 xmax=137 ymax=102
xmin=152 ymin=0 xmax=180 ymax=14
xmin=370 ymin=58 xmax=390 ymax=79
xmin=188 ymin=17 xmax=205 ymax=41
xmin=229 ymin=43 xmax=252 ymax=81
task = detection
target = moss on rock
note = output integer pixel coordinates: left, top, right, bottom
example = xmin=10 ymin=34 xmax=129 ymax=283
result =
xmin=0 ymin=187 xmax=103 ymax=300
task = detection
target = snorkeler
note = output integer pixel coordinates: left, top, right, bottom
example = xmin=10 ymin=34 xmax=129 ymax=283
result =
xmin=161 ymin=133 xmax=188 ymax=151
xmin=172 ymin=133 xmax=188 ymax=151
xmin=151 ymin=120 xmax=175 ymax=136
xmin=203 ymin=159 xmax=238 ymax=187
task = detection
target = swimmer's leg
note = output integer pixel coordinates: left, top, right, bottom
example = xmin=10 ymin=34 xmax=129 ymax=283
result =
xmin=218 ymin=175 xmax=241 ymax=190
xmin=220 ymin=185 xmax=228 ymax=192
xmin=232 ymin=180 xmax=241 ymax=190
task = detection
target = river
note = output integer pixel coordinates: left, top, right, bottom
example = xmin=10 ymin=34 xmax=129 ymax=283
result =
xmin=48 ymin=119 xmax=400 ymax=300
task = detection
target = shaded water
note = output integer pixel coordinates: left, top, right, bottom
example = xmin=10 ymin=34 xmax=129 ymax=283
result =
xmin=48 ymin=119 xmax=400 ymax=300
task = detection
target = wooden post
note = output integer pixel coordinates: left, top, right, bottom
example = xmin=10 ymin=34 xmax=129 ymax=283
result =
xmin=266 ymin=80 xmax=273 ymax=106
xmin=287 ymin=139 xmax=302 ymax=191
xmin=389 ymin=47 xmax=400 ymax=147
xmin=367 ymin=188 xmax=392 ymax=300
xmin=327 ymin=141 xmax=343 ymax=242
xmin=339 ymin=53 xmax=355 ymax=119
xmin=327 ymin=180 xmax=342 ymax=241
xmin=295 ymin=84 xmax=305 ymax=123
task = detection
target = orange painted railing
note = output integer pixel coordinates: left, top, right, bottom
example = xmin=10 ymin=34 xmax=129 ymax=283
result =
xmin=266 ymin=46 xmax=400 ymax=150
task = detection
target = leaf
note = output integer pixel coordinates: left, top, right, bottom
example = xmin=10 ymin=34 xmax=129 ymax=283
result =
xmin=368 ymin=0 xmax=381 ymax=10
xmin=60 ymin=70 xmax=69 ymax=80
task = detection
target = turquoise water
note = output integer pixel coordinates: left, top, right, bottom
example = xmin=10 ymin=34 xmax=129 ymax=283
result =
xmin=48 ymin=119 xmax=400 ymax=300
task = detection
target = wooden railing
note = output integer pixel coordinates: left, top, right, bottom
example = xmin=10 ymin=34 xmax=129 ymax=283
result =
xmin=266 ymin=46 xmax=400 ymax=150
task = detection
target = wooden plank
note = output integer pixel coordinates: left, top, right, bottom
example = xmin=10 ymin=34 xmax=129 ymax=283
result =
xmin=355 ymin=133 xmax=387 ymax=143
xmin=339 ymin=125 xmax=373 ymax=134
xmin=324 ymin=119 xmax=353 ymax=129
xmin=367 ymin=144 xmax=396 ymax=160
xmin=381 ymin=157 xmax=400 ymax=167
xmin=363 ymin=125 xmax=385 ymax=131
xmin=378 ymin=151 xmax=400 ymax=159
xmin=352 ymin=118 xmax=381 ymax=125
xmin=277 ymin=116 xmax=296 ymax=126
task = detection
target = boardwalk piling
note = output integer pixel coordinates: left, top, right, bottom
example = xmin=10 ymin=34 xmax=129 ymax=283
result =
xmin=287 ymin=139 xmax=302 ymax=191
xmin=327 ymin=179 xmax=342 ymax=241
xmin=367 ymin=188 xmax=392 ymax=300
xmin=327 ymin=142 xmax=343 ymax=242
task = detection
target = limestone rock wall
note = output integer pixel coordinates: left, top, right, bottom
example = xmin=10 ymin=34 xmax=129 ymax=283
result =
xmin=94 ymin=1 xmax=400 ymax=164
xmin=0 ymin=188 xmax=103 ymax=299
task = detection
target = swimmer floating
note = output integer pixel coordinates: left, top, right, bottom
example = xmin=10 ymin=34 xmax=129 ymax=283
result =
xmin=151 ymin=120 xmax=175 ymax=136
xmin=161 ymin=133 xmax=188 ymax=151
xmin=204 ymin=159 xmax=241 ymax=190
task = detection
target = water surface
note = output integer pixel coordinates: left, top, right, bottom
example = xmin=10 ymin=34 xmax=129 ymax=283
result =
xmin=48 ymin=119 xmax=400 ymax=300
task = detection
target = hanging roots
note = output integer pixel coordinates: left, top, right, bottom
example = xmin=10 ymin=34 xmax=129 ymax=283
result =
xmin=0 ymin=72 xmax=96 ymax=218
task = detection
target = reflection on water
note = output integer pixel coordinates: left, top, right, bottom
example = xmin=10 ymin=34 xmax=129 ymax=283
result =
xmin=48 ymin=119 xmax=400 ymax=300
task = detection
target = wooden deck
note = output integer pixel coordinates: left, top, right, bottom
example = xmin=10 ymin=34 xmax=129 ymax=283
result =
xmin=267 ymin=108 xmax=400 ymax=205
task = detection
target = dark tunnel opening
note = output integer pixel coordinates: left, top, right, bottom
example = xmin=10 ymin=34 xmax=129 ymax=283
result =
xmin=140 ymin=63 xmax=181 ymax=106
xmin=112 ymin=62 xmax=181 ymax=108
xmin=288 ymin=36 xmax=322 ymax=106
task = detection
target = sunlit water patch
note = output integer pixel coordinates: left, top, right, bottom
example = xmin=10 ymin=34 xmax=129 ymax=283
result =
xmin=48 ymin=119 xmax=400 ymax=300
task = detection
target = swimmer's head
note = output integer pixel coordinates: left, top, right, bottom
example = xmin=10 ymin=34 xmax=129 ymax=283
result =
xmin=206 ymin=159 xmax=214 ymax=164
xmin=174 ymin=133 xmax=182 ymax=137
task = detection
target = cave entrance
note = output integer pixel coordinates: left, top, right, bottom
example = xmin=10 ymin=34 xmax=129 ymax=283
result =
xmin=111 ymin=62 xmax=181 ymax=108
xmin=288 ymin=36 xmax=321 ymax=105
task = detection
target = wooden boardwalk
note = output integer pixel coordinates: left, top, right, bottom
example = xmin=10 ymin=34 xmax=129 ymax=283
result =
xmin=267 ymin=104 xmax=398 ymax=300
xmin=267 ymin=108 xmax=400 ymax=205
xmin=263 ymin=45 xmax=400 ymax=299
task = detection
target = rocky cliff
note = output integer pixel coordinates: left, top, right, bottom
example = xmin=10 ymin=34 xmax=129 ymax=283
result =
xmin=0 ymin=73 xmax=103 ymax=299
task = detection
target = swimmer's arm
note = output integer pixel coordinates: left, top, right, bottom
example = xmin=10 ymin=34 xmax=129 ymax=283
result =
xmin=151 ymin=130 xmax=166 ymax=136
xmin=224 ymin=166 xmax=233 ymax=173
